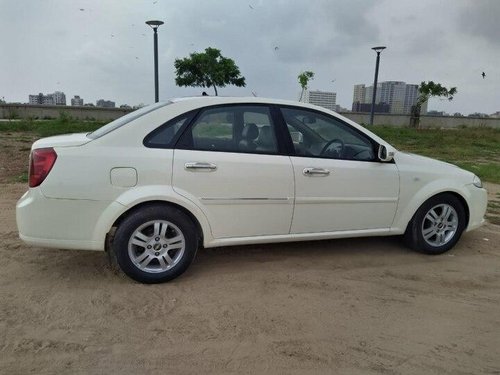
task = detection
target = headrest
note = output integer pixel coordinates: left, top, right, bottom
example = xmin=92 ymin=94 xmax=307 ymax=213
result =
xmin=257 ymin=126 xmax=274 ymax=146
xmin=242 ymin=123 xmax=259 ymax=140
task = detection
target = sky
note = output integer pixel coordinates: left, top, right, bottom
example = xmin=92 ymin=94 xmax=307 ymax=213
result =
xmin=0 ymin=0 xmax=499 ymax=114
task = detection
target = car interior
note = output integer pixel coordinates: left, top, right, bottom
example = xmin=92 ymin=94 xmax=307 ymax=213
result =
xmin=189 ymin=107 xmax=278 ymax=154
xmin=180 ymin=105 xmax=376 ymax=161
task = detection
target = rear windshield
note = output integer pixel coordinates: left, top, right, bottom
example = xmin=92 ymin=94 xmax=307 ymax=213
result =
xmin=87 ymin=102 xmax=171 ymax=139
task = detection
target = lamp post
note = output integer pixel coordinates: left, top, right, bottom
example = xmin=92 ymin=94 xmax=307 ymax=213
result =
xmin=369 ymin=46 xmax=386 ymax=126
xmin=145 ymin=20 xmax=164 ymax=103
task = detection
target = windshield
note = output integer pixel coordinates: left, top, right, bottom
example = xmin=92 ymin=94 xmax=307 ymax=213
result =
xmin=87 ymin=102 xmax=171 ymax=139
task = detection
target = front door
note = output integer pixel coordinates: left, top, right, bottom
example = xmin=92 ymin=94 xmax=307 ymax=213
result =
xmin=279 ymin=106 xmax=399 ymax=233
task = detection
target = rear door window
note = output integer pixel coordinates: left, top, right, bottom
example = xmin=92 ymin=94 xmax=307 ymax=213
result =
xmin=178 ymin=105 xmax=279 ymax=154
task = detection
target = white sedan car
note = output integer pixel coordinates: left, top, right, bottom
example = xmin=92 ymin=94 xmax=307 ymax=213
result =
xmin=17 ymin=97 xmax=487 ymax=283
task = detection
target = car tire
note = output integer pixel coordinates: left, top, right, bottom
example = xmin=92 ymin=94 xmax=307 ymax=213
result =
xmin=403 ymin=193 xmax=466 ymax=255
xmin=112 ymin=204 xmax=198 ymax=283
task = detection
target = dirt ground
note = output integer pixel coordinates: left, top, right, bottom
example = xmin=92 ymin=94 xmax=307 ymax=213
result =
xmin=0 ymin=132 xmax=37 ymax=184
xmin=1 ymin=182 xmax=499 ymax=375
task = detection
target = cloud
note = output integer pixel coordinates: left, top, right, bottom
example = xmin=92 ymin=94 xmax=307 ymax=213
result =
xmin=459 ymin=0 xmax=500 ymax=45
xmin=0 ymin=0 xmax=498 ymax=114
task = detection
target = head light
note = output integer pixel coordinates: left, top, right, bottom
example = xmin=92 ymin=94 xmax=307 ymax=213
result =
xmin=473 ymin=175 xmax=483 ymax=188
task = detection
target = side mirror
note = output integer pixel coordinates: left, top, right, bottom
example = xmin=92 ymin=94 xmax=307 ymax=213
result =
xmin=378 ymin=144 xmax=394 ymax=162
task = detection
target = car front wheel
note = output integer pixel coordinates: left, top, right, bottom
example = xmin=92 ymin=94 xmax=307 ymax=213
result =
xmin=404 ymin=193 xmax=466 ymax=255
xmin=113 ymin=205 xmax=198 ymax=283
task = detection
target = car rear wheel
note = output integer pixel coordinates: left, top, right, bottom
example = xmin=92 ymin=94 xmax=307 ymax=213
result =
xmin=113 ymin=205 xmax=198 ymax=283
xmin=403 ymin=193 xmax=466 ymax=255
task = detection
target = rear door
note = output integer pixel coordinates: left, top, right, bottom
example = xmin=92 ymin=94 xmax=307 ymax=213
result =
xmin=172 ymin=104 xmax=294 ymax=239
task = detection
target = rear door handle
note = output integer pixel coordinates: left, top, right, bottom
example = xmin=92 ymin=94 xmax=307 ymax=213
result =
xmin=303 ymin=167 xmax=330 ymax=176
xmin=185 ymin=162 xmax=217 ymax=171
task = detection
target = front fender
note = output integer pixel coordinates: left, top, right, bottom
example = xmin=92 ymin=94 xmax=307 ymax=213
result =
xmin=391 ymin=178 xmax=470 ymax=233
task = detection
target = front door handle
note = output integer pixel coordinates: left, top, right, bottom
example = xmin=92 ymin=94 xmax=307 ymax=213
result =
xmin=303 ymin=167 xmax=330 ymax=176
xmin=185 ymin=162 xmax=217 ymax=171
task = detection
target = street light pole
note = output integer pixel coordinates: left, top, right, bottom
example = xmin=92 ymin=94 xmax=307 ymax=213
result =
xmin=369 ymin=46 xmax=386 ymax=126
xmin=145 ymin=20 xmax=164 ymax=103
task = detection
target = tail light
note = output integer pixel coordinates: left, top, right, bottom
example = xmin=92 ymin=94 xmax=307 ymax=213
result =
xmin=29 ymin=148 xmax=58 ymax=187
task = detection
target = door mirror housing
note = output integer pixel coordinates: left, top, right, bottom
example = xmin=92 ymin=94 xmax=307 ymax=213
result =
xmin=378 ymin=144 xmax=395 ymax=162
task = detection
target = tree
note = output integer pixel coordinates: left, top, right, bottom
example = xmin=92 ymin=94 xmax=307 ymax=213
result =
xmin=174 ymin=47 xmax=246 ymax=96
xmin=410 ymin=81 xmax=457 ymax=128
xmin=298 ymin=71 xmax=314 ymax=102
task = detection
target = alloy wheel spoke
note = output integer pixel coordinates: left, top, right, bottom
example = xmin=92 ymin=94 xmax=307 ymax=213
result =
xmin=423 ymin=227 xmax=436 ymax=239
xmin=131 ymin=238 xmax=148 ymax=248
xmin=158 ymin=256 xmax=167 ymax=269
xmin=442 ymin=206 xmax=452 ymax=221
xmin=445 ymin=223 xmax=456 ymax=231
xmin=134 ymin=231 xmax=150 ymax=242
xmin=166 ymin=235 xmax=183 ymax=245
xmin=153 ymin=222 xmax=161 ymax=236
xmin=141 ymin=255 xmax=154 ymax=268
xmin=160 ymin=223 xmax=168 ymax=238
xmin=163 ymin=253 xmax=173 ymax=265
xmin=425 ymin=210 xmax=439 ymax=224
xmin=168 ymin=242 xmax=184 ymax=251
xmin=135 ymin=251 xmax=149 ymax=263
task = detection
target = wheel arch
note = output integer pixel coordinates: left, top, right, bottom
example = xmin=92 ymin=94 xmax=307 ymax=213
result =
xmin=109 ymin=200 xmax=205 ymax=246
xmin=402 ymin=190 xmax=470 ymax=234
xmin=96 ymin=188 xmax=213 ymax=252
xmin=392 ymin=176 xmax=473 ymax=235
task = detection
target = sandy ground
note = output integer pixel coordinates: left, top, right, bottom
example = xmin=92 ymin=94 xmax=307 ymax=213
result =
xmin=1 ymin=183 xmax=500 ymax=375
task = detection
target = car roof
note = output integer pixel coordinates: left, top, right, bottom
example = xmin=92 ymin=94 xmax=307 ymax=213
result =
xmin=168 ymin=96 xmax=328 ymax=111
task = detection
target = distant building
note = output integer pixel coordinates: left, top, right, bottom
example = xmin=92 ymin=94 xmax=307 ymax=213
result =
xmin=352 ymin=102 xmax=390 ymax=113
xmin=52 ymin=91 xmax=66 ymax=105
xmin=29 ymin=91 xmax=66 ymax=106
xmin=71 ymin=95 xmax=84 ymax=106
xmin=490 ymin=111 xmax=500 ymax=118
xmin=29 ymin=93 xmax=52 ymax=105
xmin=352 ymin=81 xmax=425 ymax=115
xmin=353 ymin=84 xmax=384 ymax=113
xmin=303 ymin=90 xmax=337 ymax=111
xmin=427 ymin=110 xmax=447 ymax=116
xmin=335 ymin=104 xmax=350 ymax=113
xmin=361 ymin=85 xmax=381 ymax=107
xmin=96 ymin=99 xmax=116 ymax=108
xmin=352 ymin=84 xmax=366 ymax=104
xmin=468 ymin=112 xmax=489 ymax=118
xmin=378 ymin=81 xmax=407 ymax=114
xmin=404 ymin=84 xmax=419 ymax=114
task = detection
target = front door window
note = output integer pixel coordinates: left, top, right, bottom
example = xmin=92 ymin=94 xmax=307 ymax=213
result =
xmin=281 ymin=107 xmax=376 ymax=161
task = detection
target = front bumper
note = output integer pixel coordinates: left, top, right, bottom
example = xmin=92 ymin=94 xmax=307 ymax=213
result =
xmin=465 ymin=184 xmax=487 ymax=232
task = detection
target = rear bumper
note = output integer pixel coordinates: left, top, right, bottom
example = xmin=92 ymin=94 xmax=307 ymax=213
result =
xmin=19 ymin=234 xmax=102 ymax=251
xmin=16 ymin=188 xmax=119 ymax=251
